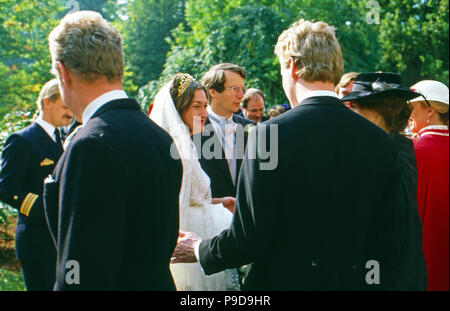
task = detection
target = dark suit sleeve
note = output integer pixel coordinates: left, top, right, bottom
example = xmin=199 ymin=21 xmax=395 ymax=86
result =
xmin=199 ymin=124 xmax=279 ymax=274
xmin=55 ymin=137 xmax=129 ymax=290
xmin=0 ymin=134 xmax=46 ymax=224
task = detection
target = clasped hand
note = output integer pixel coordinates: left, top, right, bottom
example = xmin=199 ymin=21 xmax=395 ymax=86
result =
xmin=171 ymin=231 xmax=201 ymax=264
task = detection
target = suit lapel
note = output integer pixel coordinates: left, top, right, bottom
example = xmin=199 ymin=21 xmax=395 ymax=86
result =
xmin=202 ymin=118 xmax=235 ymax=189
xmin=232 ymin=115 xmax=254 ymax=180
xmin=32 ymin=123 xmax=63 ymax=160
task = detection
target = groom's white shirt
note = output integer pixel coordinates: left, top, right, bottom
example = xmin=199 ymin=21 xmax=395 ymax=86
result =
xmin=299 ymin=90 xmax=338 ymax=102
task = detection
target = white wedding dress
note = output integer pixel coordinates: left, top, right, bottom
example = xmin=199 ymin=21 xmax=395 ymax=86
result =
xmin=150 ymin=83 xmax=240 ymax=291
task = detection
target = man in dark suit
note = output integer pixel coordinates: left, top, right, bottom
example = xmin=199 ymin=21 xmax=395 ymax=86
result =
xmin=0 ymin=79 xmax=72 ymax=290
xmin=44 ymin=11 xmax=182 ymax=290
xmin=196 ymin=63 xmax=255 ymax=200
xmin=172 ymin=19 xmax=426 ymax=290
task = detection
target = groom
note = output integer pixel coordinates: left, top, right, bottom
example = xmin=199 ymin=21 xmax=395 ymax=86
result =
xmin=196 ymin=63 xmax=255 ymax=199
xmin=172 ymin=19 xmax=426 ymax=290
xmin=44 ymin=11 xmax=182 ymax=290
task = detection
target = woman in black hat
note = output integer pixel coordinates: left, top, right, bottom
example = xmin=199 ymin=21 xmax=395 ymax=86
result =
xmin=341 ymin=72 xmax=427 ymax=290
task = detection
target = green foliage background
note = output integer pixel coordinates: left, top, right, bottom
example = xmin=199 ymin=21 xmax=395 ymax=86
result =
xmin=0 ymin=0 xmax=448 ymax=120
xmin=0 ymin=0 xmax=448 ymax=144
xmin=0 ymin=0 xmax=447 ymax=288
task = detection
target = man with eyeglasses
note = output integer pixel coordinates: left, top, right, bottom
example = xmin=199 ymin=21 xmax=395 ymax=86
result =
xmin=197 ymin=63 xmax=255 ymax=200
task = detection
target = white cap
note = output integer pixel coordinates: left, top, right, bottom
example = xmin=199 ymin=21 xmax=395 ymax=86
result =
xmin=409 ymin=80 xmax=449 ymax=105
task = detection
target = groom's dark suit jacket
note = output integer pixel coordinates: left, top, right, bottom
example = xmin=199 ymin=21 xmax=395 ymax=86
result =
xmin=44 ymin=99 xmax=182 ymax=290
xmin=199 ymin=96 xmax=426 ymax=290
xmin=194 ymin=114 xmax=254 ymax=198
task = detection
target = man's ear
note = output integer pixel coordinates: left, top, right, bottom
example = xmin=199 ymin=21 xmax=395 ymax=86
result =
xmin=208 ymin=88 xmax=218 ymax=99
xmin=56 ymin=62 xmax=71 ymax=87
xmin=42 ymin=98 xmax=51 ymax=112
xmin=289 ymin=58 xmax=298 ymax=81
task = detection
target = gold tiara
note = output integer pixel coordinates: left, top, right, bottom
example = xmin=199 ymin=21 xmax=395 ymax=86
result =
xmin=176 ymin=74 xmax=194 ymax=99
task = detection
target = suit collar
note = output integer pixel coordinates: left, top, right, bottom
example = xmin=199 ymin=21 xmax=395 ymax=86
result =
xmin=31 ymin=122 xmax=54 ymax=142
xmin=232 ymin=114 xmax=251 ymax=125
xmin=301 ymin=90 xmax=338 ymax=101
xmin=82 ymin=90 xmax=128 ymax=123
xmin=298 ymin=96 xmax=346 ymax=108
xmin=89 ymin=98 xmax=141 ymax=120
xmin=30 ymin=122 xmax=63 ymax=157
xmin=35 ymin=114 xmax=56 ymax=141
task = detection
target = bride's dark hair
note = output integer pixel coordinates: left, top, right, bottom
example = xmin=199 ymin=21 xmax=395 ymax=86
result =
xmin=170 ymin=73 xmax=208 ymax=115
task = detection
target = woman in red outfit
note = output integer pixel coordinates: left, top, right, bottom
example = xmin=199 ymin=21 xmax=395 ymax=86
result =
xmin=409 ymin=80 xmax=449 ymax=291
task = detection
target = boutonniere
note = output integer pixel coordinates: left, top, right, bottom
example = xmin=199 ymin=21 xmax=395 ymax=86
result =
xmin=244 ymin=124 xmax=255 ymax=138
xmin=40 ymin=158 xmax=55 ymax=166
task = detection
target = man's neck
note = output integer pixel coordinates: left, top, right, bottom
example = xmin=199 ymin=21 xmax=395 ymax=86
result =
xmin=71 ymin=78 xmax=123 ymax=121
xmin=209 ymin=102 xmax=233 ymax=119
xmin=293 ymin=80 xmax=336 ymax=107
xmin=40 ymin=112 xmax=58 ymax=128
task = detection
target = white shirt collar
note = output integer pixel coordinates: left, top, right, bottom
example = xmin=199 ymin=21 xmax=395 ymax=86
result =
xmin=420 ymin=125 xmax=449 ymax=132
xmin=419 ymin=125 xmax=449 ymax=137
xmin=35 ymin=113 xmax=56 ymax=141
xmin=207 ymin=106 xmax=234 ymax=123
xmin=82 ymin=90 xmax=128 ymax=124
xmin=300 ymin=90 xmax=339 ymax=102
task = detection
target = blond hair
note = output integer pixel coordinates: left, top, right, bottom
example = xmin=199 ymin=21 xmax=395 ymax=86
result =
xmin=274 ymin=19 xmax=343 ymax=85
xmin=36 ymin=79 xmax=60 ymax=110
xmin=49 ymin=11 xmax=124 ymax=82
xmin=418 ymin=100 xmax=449 ymax=126
xmin=335 ymin=72 xmax=359 ymax=93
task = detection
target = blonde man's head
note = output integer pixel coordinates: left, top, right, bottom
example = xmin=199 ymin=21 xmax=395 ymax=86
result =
xmin=335 ymin=72 xmax=359 ymax=93
xmin=36 ymin=79 xmax=60 ymax=110
xmin=274 ymin=19 xmax=343 ymax=86
xmin=49 ymin=11 xmax=124 ymax=83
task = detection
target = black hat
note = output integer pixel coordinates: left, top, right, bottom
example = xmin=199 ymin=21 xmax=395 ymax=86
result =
xmin=341 ymin=72 xmax=420 ymax=102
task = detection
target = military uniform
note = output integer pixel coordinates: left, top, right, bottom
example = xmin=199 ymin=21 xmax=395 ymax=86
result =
xmin=0 ymin=119 xmax=63 ymax=290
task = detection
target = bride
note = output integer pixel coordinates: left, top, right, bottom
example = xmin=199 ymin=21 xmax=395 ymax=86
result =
xmin=150 ymin=73 xmax=240 ymax=291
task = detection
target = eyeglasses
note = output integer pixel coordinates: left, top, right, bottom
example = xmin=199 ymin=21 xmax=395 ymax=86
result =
xmin=224 ymin=85 xmax=246 ymax=95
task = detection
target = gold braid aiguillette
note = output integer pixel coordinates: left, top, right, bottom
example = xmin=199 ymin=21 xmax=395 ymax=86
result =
xmin=176 ymin=74 xmax=194 ymax=99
